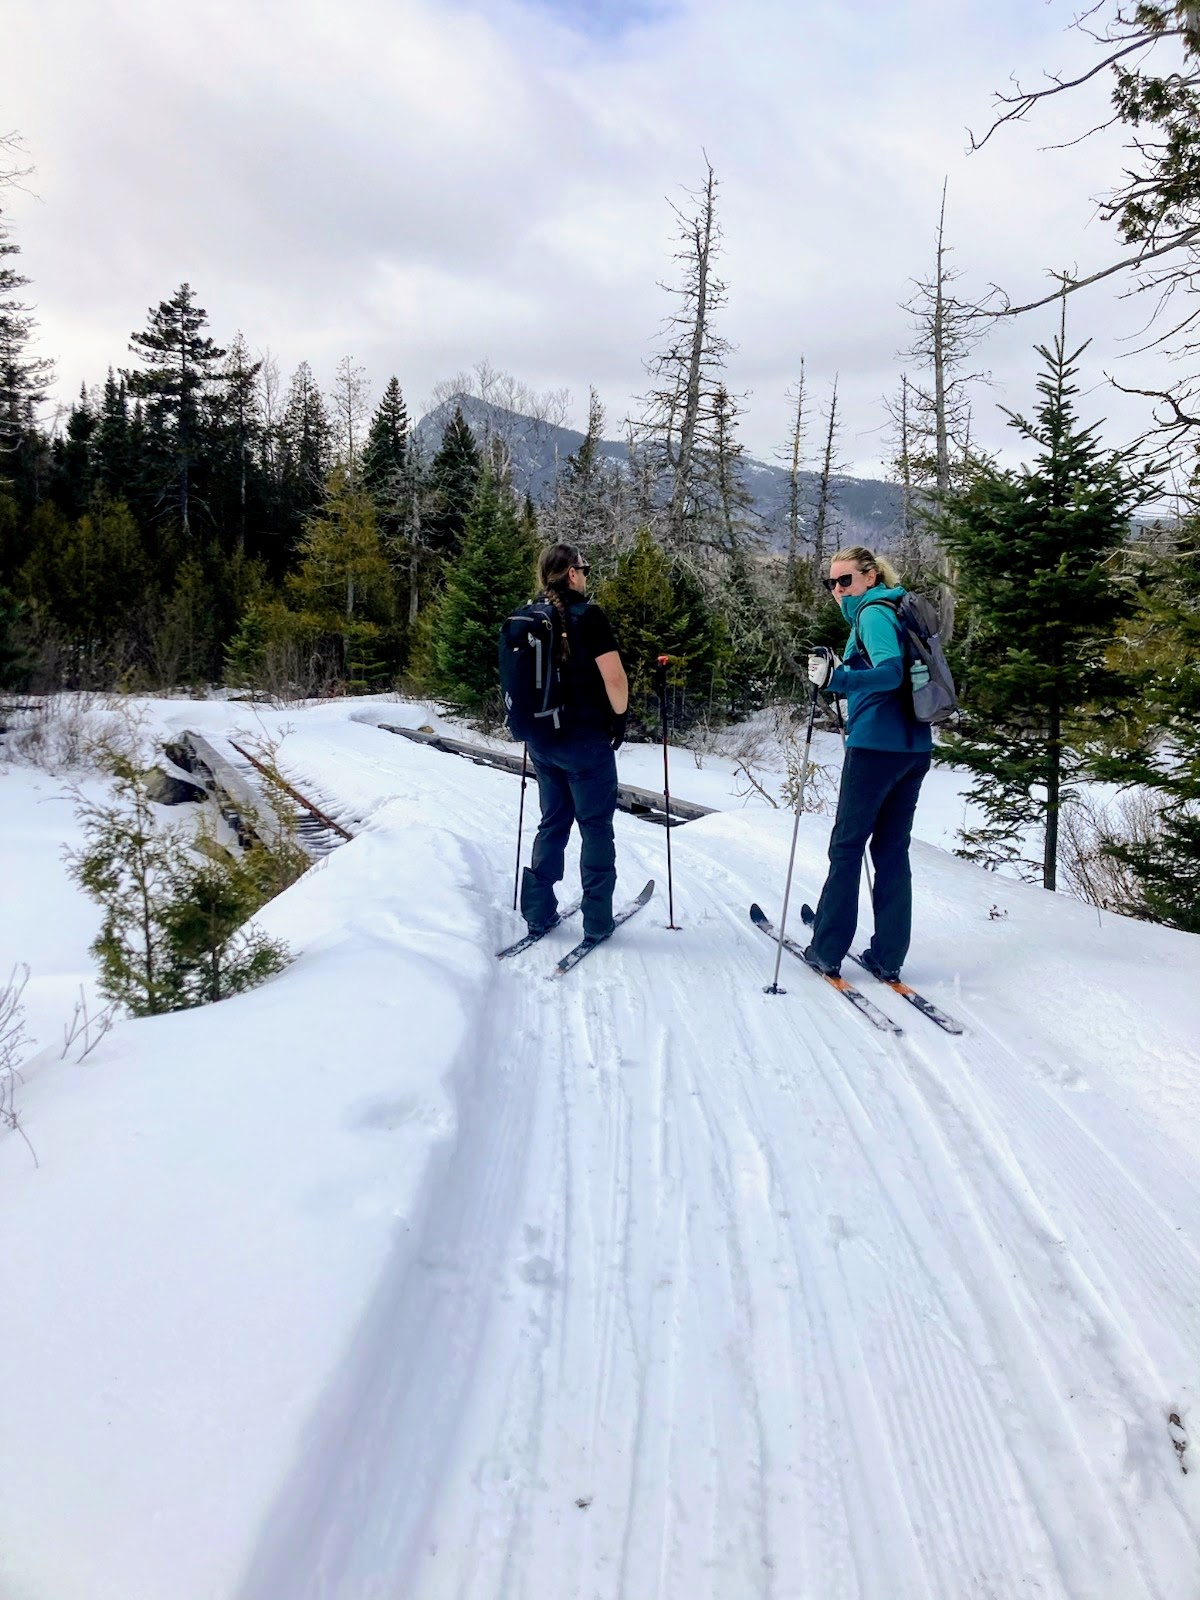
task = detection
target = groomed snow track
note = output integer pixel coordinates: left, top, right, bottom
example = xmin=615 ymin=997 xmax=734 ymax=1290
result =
xmin=224 ymin=714 xmax=1200 ymax=1600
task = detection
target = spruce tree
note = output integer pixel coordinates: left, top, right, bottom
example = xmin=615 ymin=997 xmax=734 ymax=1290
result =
xmin=93 ymin=370 xmax=135 ymax=503
xmin=223 ymin=603 xmax=269 ymax=692
xmin=1093 ymin=528 xmax=1200 ymax=930
xmin=210 ymin=332 xmax=263 ymax=557
xmin=430 ymin=469 xmax=536 ymax=710
xmin=68 ymin=746 xmax=289 ymax=1015
xmin=937 ymin=324 xmax=1155 ymax=888
xmin=0 ymin=210 xmax=54 ymax=466
xmin=51 ymin=389 xmax=98 ymax=519
xmin=123 ymin=283 xmax=226 ymax=540
xmin=22 ymin=497 xmax=149 ymax=677
xmin=425 ymin=406 xmax=481 ymax=562
xmin=0 ymin=585 xmax=28 ymax=690
xmin=595 ymin=526 xmax=725 ymax=730
xmin=362 ymin=376 xmax=409 ymax=511
xmin=550 ymin=386 xmax=620 ymax=552
xmin=277 ymin=361 xmax=332 ymax=523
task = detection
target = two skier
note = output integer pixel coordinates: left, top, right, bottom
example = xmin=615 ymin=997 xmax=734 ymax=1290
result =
xmin=514 ymin=536 xmax=931 ymax=985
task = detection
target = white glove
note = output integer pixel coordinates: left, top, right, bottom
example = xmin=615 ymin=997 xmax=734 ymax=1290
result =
xmin=807 ymin=648 xmax=840 ymax=690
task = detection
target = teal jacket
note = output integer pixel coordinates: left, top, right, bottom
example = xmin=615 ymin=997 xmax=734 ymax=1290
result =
xmin=827 ymin=584 xmax=932 ymax=754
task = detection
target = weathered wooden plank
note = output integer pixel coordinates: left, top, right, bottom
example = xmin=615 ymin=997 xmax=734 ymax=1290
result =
xmin=172 ymin=731 xmax=305 ymax=854
xmin=375 ymin=722 xmax=714 ymax=824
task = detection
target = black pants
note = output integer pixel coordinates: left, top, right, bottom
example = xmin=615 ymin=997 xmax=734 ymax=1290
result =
xmin=810 ymin=747 xmax=931 ymax=975
xmin=521 ymin=732 xmax=618 ymax=940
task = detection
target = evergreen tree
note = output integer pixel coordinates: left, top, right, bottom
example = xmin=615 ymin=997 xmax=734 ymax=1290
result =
xmin=0 ymin=585 xmax=29 ymax=689
xmin=424 ymin=405 xmax=481 ymax=562
xmin=67 ymin=747 xmax=184 ymax=1014
xmin=123 ymin=283 xmax=226 ymax=539
xmin=429 ymin=470 xmax=536 ymax=709
xmin=152 ymin=553 xmax=219 ymax=687
xmin=549 ymin=386 xmax=620 ymax=552
xmin=0 ymin=210 xmax=54 ymax=468
xmin=362 ymin=376 xmax=409 ymax=523
xmin=50 ymin=388 xmax=98 ymax=519
xmin=288 ymin=470 xmax=394 ymax=688
xmin=223 ymin=602 xmax=269 ymax=692
xmin=22 ymin=497 xmax=150 ymax=679
xmin=595 ymin=526 xmax=725 ymax=730
xmin=67 ymin=745 xmax=289 ymax=1015
xmin=277 ymin=361 xmax=332 ymax=526
xmin=937 ymin=323 xmax=1155 ymax=888
xmin=155 ymin=827 xmax=291 ymax=1006
xmin=92 ymin=370 xmax=135 ymax=503
xmin=210 ymin=332 xmax=263 ymax=557
xmin=1093 ymin=527 xmax=1200 ymax=930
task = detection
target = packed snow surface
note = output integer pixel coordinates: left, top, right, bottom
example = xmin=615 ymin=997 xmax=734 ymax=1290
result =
xmin=2 ymin=696 xmax=1198 ymax=1600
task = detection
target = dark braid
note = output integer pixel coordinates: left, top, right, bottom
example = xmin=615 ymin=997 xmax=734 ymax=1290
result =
xmin=538 ymin=543 xmax=583 ymax=664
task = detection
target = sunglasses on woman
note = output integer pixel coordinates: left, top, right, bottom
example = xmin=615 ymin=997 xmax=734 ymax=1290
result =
xmin=572 ymin=561 xmax=591 ymax=576
xmin=822 ymin=573 xmax=856 ymax=592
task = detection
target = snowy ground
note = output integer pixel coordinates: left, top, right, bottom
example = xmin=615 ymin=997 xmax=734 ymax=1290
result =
xmin=1 ymin=695 xmax=1198 ymax=1600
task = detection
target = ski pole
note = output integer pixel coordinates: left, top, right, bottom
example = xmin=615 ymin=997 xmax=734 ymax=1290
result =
xmin=832 ymin=693 xmax=874 ymax=900
xmin=512 ymin=742 xmax=529 ymax=911
xmin=766 ymin=678 xmax=820 ymax=994
xmin=656 ymin=654 xmax=680 ymax=930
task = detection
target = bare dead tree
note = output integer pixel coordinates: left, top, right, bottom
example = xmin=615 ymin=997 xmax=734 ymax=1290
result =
xmin=332 ymin=356 xmax=371 ymax=481
xmin=633 ymin=155 xmax=736 ymax=552
xmin=884 ymin=372 xmax=922 ymax=576
xmin=256 ymin=347 xmax=282 ymax=477
xmin=812 ymin=377 xmax=843 ymax=579
xmin=899 ymin=181 xmax=996 ymax=630
xmin=780 ymin=360 xmax=809 ymax=583
xmin=426 ymin=360 xmax=570 ymax=493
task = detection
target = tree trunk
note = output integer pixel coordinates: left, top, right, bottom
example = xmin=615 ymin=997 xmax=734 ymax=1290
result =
xmin=786 ymin=360 xmax=806 ymax=584
xmin=931 ymin=180 xmax=956 ymax=639
xmin=1044 ymin=692 xmax=1061 ymax=891
xmin=813 ymin=377 xmax=839 ymax=577
xmin=671 ymin=161 xmax=717 ymax=533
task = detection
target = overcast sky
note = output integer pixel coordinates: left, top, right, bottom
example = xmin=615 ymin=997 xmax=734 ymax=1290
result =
xmin=2 ymin=0 xmax=1176 ymax=478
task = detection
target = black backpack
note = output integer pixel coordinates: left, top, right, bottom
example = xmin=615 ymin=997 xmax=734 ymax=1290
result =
xmin=853 ymin=592 xmax=958 ymax=725
xmin=498 ymin=598 xmax=571 ymax=741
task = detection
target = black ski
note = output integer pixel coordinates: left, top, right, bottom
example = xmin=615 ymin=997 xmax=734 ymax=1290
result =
xmin=496 ymin=901 xmax=581 ymax=960
xmin=798 ymin=904 xmax=964 ymax=1035
xmin=850 ymin=955 xmax=964 ymax=1034
xmin=750 ymin=903 xmax=902 ymax=1034
xmin=551 ymin=880 xmax=655 ymax=977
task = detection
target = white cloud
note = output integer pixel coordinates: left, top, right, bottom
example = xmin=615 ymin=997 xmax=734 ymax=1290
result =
xmin=3 ymin=0 xmax=1180 ymax=477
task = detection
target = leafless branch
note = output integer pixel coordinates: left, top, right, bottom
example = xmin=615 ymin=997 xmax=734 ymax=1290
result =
xmin=968 ymin=36 xmax=1165 ymax=152
xmin=973 ymin=226 xmax=1200 ymax=318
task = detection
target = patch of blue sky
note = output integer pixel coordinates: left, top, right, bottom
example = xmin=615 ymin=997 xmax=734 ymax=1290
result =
xmin=521 ymin=0 xmax=676 ymax=41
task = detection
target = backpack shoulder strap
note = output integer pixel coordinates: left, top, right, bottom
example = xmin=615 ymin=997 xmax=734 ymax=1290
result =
xmin=851 ymin=596 xmax=901 ymax=667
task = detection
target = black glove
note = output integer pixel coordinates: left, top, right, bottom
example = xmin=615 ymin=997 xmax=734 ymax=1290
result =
xmin=610 ymin=709 xmax=628 ymax=751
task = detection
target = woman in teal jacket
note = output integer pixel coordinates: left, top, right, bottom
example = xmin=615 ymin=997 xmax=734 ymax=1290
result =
xmin=803 ymin=544 xmax=932 ymax=981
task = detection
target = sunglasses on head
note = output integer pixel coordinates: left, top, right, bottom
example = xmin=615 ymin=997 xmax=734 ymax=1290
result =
xmin=823 ymin=572 xmax=856 ymax=592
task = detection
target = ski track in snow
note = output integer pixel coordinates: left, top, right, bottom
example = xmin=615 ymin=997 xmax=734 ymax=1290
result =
xmin=223 ymin=722 xmax=1200 ymax=1600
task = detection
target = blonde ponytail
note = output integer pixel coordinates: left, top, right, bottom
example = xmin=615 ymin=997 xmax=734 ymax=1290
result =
xmin=832 ymin=544 xmax=900 ymax=588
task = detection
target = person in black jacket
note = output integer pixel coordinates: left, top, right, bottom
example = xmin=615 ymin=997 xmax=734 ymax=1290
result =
xmin=520 ymin=543 xmax=629 ymax=944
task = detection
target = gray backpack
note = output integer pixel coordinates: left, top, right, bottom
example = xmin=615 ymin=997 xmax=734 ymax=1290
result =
xmin=853 ymin=593 xmax=958 ymax=725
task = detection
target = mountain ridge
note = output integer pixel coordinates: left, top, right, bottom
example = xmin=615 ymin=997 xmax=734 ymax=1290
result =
xmin=414 ymin=393 xmax=905 ymax=552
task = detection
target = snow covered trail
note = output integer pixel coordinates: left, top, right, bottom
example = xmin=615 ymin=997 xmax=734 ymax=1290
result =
xmin=228 ymin=715 xmax=1200 ymax=1600
xmin=4 ymin=701 xmax=1199 ymax=1600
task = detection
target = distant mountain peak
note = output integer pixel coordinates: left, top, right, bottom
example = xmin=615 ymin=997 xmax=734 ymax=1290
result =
xmin=414 ymin=395 xmax=903 ymax=550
